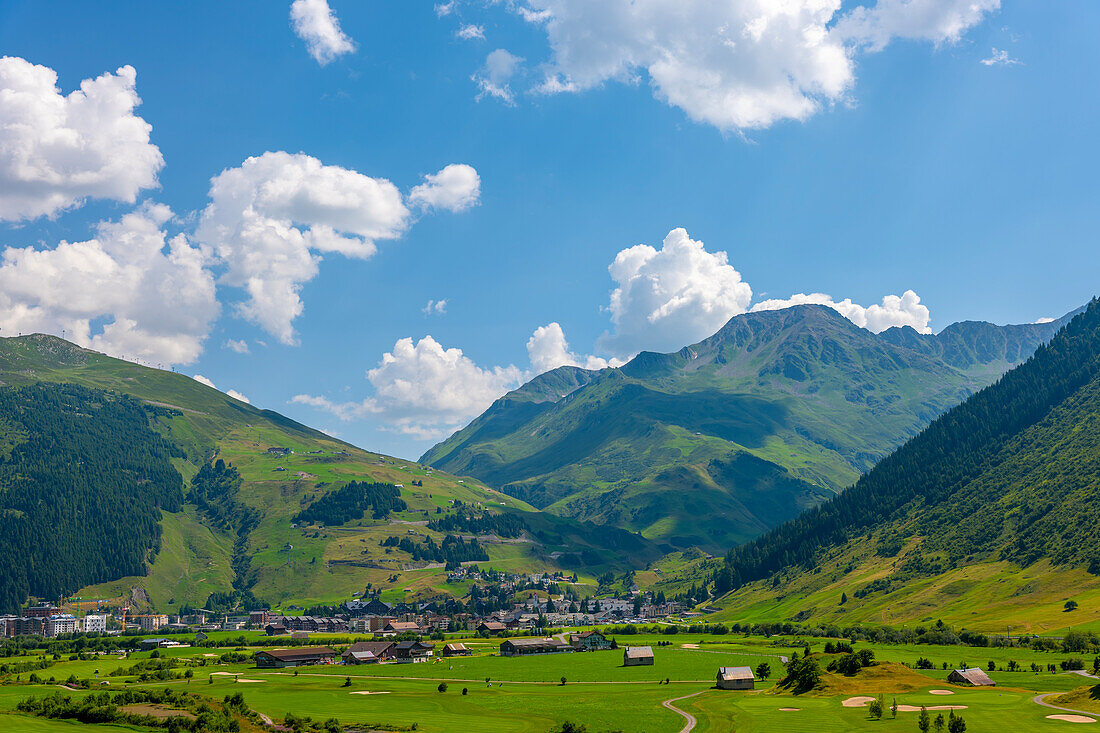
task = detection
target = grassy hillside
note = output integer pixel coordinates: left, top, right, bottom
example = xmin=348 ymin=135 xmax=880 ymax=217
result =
xmin=423 ymin=305 xmax=1074 ymax=552
xmin=0 ymin=334 xmax=660 ymax=614
xmin=712 ymin=298 xmax=1100 ymax=631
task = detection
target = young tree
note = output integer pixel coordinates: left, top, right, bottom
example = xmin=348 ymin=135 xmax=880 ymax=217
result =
xmin=437 ymin=682 xmax=448 ymax=693
xmin=868 ymin=695 xmax=884 ymax=719
xmin=918 ymin=706 xmax=931 ymax=733
xmin=755 ymin=662 xmax=771 ymax=681
xmin=934 ymin=713 xmax=946 ymax=732
xmin=342 ymin=677 xmax=351 ymax=687
xmin=947 ymin=711 xmax=966 ymax=733
xmin=560 ymin=676 xmax=567 ymax=686
xmin=840 ymin=592 xmax=847 ymax=605
xmin=891 ymin=697 xmax=898 ymax=719
xmin=1065 ymin=600 xmax=1079 ymax=612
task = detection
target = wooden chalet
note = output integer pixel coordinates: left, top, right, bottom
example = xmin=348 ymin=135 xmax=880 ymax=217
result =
xmin=254 ymin=647 xmax=337 ymax=669
xmin=623 ymin=646 xmax=654 ymax=666
xmin=716 ymin=666 xmax=754 ymax=690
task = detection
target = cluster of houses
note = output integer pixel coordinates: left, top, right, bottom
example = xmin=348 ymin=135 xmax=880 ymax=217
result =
xmin=0 ymin=605 xmax=109 ymax=638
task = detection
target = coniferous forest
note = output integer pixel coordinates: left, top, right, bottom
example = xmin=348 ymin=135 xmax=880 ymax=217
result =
xmin=0 ymin=384 xmax=184 ymax=613
xmin=717 ymin=298 xmax=1100 ymax=593
xmin=293 ymin=481 xmax=407 ymax=526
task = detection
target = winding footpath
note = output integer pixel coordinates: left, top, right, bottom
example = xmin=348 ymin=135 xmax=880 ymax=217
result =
xmin=662 ymin=690 xmax=708 ymax=733
xmin=1033 ymin=692 xmax=1098 ymax=720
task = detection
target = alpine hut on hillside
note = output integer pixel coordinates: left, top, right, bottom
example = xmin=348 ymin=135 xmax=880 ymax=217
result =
xmin=948 ymin=668 xmax=995 ymax=686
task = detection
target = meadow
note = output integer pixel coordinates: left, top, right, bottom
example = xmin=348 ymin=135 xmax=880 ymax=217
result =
xmin=2 ymin=631 xmax=1099 ymax=733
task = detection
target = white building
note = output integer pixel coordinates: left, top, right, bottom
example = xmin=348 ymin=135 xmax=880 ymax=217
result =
xmin=81 ymin=614 xmax=108 ymax=633
xmin=45 ymin=614 xmax=78 ymax=637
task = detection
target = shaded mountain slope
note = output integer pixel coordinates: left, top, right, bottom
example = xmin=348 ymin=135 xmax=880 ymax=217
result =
xmin=423 ymin=305 xmax=1075 ymax=552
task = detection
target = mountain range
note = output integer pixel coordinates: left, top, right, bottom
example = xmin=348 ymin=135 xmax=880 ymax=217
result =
xmin=423 ymin=304 xmax=1079 ymax=552
xmin=712 ymin=297 xmax=1100 ymax=633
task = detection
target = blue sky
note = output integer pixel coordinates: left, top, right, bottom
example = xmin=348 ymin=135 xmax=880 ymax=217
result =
xmin=0 ymin=0 xmax=1097 ymax=459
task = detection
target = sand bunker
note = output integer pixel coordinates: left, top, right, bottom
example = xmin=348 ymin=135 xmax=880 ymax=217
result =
xmin=350 ymin=691 xmax=391 ymax=696
xmin=929 ymin=690 xmax=955 ymax=695
xmin=842 ymin=697 xmax=876 ymax=707
xmin=233 ymin=679 xmax=264 ymax=683
xmin=202 ymin=654 xmax=219 ymax=658
xmin=1047 ymin=715 xmax=1097 ymax=724
xmin=681 ymin=644 xmax=699 ymax=649
xmin=779 ymin=707 xmax=800 ymax=711
xmin=896 ymin=705 xmax=966 ymax=712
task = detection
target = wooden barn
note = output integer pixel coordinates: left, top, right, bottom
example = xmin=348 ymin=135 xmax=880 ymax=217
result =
xmin=623 ymin=646 xmax=654 ymax=666
xmin=716 ymin=666 xmax=755 ymax=690
xmin=948 ymin=668 xmax=995 ymax=686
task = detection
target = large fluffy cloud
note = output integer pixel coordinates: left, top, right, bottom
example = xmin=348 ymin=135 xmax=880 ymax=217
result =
xmin=455 ymin=0 xmax=998 ymax=131
xmin=0 ymin=203 xmax=218 ymax=365
xmin=0 ymin=57 xmax=163 ymax=221
xmin=751 ymin=289 xmax=932 ymax=333
xmin=197 ymin=153 xmax=480 ymax=345
xmin=527 ymin=322 xmax=620 ymax=373
xmin=294 ymin=335 xmax=524 ymax=438
xmin=597 ymin=228 xmax=753 ymax=358
xmin=290 ymin=0 xmax=356 ymax=65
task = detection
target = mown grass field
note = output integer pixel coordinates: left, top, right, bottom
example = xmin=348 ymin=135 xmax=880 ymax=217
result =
xmin=3 ymin=632 xmax=1099 ymax=732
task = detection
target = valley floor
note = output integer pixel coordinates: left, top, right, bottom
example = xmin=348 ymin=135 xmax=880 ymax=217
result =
xmin=3 ymin=631 xmax=1100 ymax=732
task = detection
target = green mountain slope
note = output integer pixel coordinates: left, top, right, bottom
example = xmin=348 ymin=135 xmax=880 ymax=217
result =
xmin=423 ymin=305 xmax=1074 ymax=552
xmin=0 ymin=335 xmax=660 ymax=614
xmin=712 ymin=297 xmax=1100 ymax=632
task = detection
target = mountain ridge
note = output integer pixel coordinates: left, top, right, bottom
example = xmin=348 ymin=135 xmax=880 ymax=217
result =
xmin=422 ymin=304 xmax=1079 ymax=552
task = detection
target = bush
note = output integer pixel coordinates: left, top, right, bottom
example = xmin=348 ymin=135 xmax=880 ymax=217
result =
xmin=437 ymin=682 xmax=448 ymax=693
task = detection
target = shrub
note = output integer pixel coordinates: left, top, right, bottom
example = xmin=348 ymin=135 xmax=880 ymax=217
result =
xmin=437 ymin=682 xmax=448 ymax=693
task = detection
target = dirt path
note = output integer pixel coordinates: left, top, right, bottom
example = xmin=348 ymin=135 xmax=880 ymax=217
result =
xmin=257 ymin=671 xmax=712 ymax=685
xmin=662 ymin=690 xmax=708 ymax=733
xmin=1033 ymin=693 xmax=1098 ymax=719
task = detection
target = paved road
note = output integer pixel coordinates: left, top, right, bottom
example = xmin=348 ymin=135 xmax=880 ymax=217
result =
xmin=1033 ymin=692 xmax=1098 ymax=719
xmin=662 ymin=690 xmax=708 ymax=733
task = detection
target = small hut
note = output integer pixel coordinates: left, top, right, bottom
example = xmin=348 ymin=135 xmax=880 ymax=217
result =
xmin=623 ymin=646 xmax=654 ymax=666
xmin=948 ymin=668 xmax=995 ymax=686
xmin=716 ymin=666 xmax=755 ymax=690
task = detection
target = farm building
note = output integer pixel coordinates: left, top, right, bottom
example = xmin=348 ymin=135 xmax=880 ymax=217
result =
xmin=382 ymin=621 xmax=422 ymax=636
xmin=341 ymin=641 xmax=394 ymax=664
xmin=442 ymin=643 xmax=472 ymax=657
xmin=254 ymin=647 xmax=337 ymax=669
xmin=499 ymin=638 xmax=572 ymax=657
xmin=716 ymin=666 xmax=755 ymax=690
xmin=478 ymin=621 xmax=507 ymax=635
xmin=948 ymin=668 xmax=995 ymax=686
xmin=623 ymin=646 xmax=654 ymax=666
xmin=571 ymin=630 xmax=612 ymax=651
xmin=264 ymin=623 xmax=288 ymax=636
xmin=392 ymin=640 xmax=434 ymax=662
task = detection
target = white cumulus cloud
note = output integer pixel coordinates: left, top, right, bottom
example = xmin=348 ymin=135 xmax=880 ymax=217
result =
xmin=192 ymin=374 xmax=216 ymax=388
xmin=196 ymin=153 xmax=479 ymax=345
xmin=294 ymin=335 xmax=524 ymax=439
xmin=0 ymin=57 xmax=163 ymax=222
xmin=473 ymin=49 xmax=523 ymax=104
xmin=290 ymin=0 xmax=356 ymax=65
xmin=597 ymin=228 xmax=753 ymax=358
xmin=491 ymin=0 xmax=998 ymax=131
xmin=751 ymin=289 xmax=932 ymax=333
xmin=527 ymin=322 xmax=620 ymax=374
xmin=224 ymin=338 xmax=250 ymax=354
xmin=0 ymin=203 xmax=218 ymax=365
xmin=408 ymin=164 xmax=481 ymax=213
